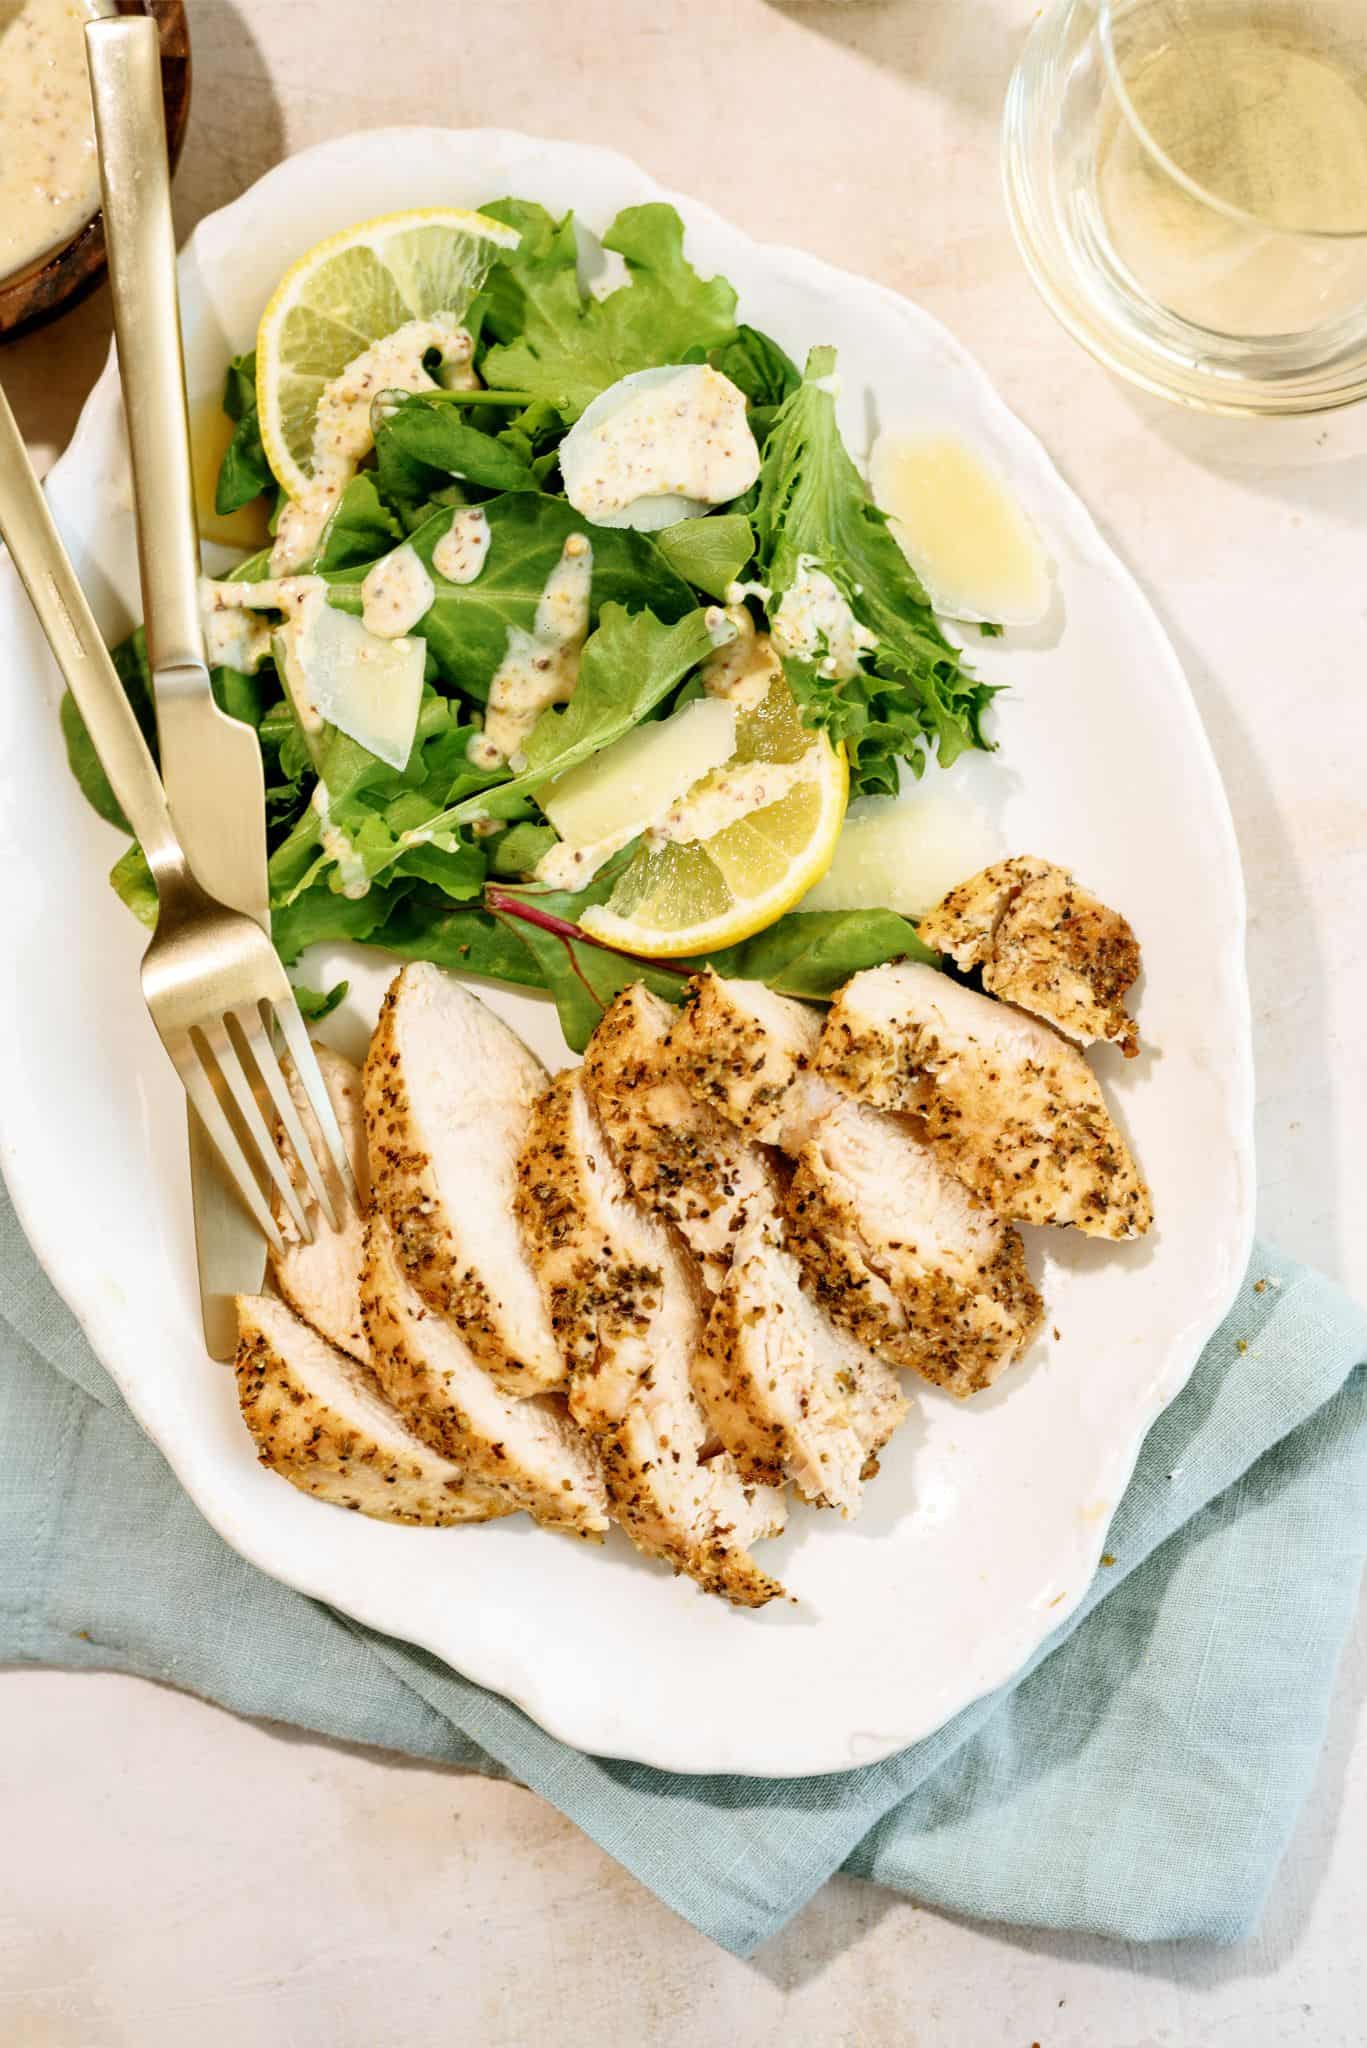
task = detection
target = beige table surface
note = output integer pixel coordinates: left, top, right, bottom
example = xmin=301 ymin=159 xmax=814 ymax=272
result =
xmin=3 ymin=3 xmax=1365 ymax=2042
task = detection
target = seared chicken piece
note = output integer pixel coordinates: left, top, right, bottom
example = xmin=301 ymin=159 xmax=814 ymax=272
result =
xmin=919 ymin=856 xmax=1141 ymax=1057
xmin=818 ymin=961 xmax=1152 ymax=1240
xmin=583 ymin=983 xmax=776 ymax=1291
xmin=785 ymin=1098 xmax=1043 ymax=1396
xmin=670 ymin=971 xmax=1043 ymax=1392
xmin=696 ymin=1212 xmax=908 ymax=1508
xmin=517 ymin=1067 xmax=787 ymax=1607
xmin=235 ymin=1293 xmax=508 ymax=1525
xmin=359 ymin=1214 xmax=609 ymax=1540
xmin=666 ymin=967 xmax=833 ymax=1149
xmin=271 ymin=1045 xmax=369 ymax=1363
xmin=587 ymin=984 xmax=908 ymax=1503
xmin=364 ymin=964 xmax=565 ymax=1395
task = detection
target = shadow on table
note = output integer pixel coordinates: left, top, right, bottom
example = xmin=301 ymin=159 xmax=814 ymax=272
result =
xmin=763 ymin=0 xmax=1017 ymax=123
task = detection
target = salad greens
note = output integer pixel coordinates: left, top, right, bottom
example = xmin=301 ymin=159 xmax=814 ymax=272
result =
xmin=61 ymin=195 xmax=999 ymax=1050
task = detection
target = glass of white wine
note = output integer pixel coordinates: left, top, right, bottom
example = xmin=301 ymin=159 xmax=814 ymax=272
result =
xmin=1003 ymin=0 xmax=1367 ymax=411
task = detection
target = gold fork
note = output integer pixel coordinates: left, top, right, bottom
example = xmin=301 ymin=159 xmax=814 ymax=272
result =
xmin=0 ymin=382 xmax=356 ymax=1258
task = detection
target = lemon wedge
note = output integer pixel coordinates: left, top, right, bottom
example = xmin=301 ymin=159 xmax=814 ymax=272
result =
xmin=255 ymin=207 xmax=519 ymax=503
xmin=579 ymin=676 xmax=847 ymax=957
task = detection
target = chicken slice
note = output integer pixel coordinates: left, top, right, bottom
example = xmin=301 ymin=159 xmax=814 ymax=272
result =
xmin=364 ymin=963 xmax=564 ymax=1395
xmin=669 ymin=970 xmax=1042 ymax=1392
xmin=359 ymin=1214 xmax=609 ymax=1540
xmin=235 ymin=1293 xmax=508 ymax=1526
xmin=919 ymin=856 xmax=1141 ymax=1057
xmin=784 ymin=1097 xmax=1043 ymax=1396
xmin=271 ymin=1045 xmax=369 ymax=1363
xmin=817 ymin=960 xmax=1152 ymax=1240
xmin=517 ymin=1067 xmax=787 ymax=1607
xmin=666 ymin=967 xmax=834 ymax=1148
xmin=696 ymin=1212 xmax=908 ymax=1508
xmin=583 ymin=983 xmax=776 ymax=1291
xmin=586 ymin=983 xmax=910 ymax=1504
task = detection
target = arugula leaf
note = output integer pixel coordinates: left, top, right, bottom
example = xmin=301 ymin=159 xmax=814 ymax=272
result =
xmin=326 ymin=493 xmax=694 ymax=704
xmin=293 ymin=979 xmax=349 ymax=1022
xmin=489 ymin=820 xmax=558 ymax=876
xmin=754 ymin=346 xmax=998 ymax=797
xmin=271 ymin=877 xmax=415 ymax=964
xmin=372 ymin=393 xmax=538 ymax=516
xmin=653 ymin=513 xmax=753 ymax=600
xmin=110 ymin=842 xmax=157 ymax=926
xmin=710 ymin=324 xmax=800 ymax=441
xmin=215 ymin=350 xmax=274 ymax=514
xmin=313 ymin=475 xmax=404 ymax=573
xmin=701 ymin=908 xmax=938 ymax=993
xmin=61 ymin=628 xmax=157 ymax=833
xmin=480 ymin=204 xmax=739 ymax=416
xmin=520 ymin=604 xmax=712 ymax=777
xmin=378 ymin=890 xmax=555 ymax=989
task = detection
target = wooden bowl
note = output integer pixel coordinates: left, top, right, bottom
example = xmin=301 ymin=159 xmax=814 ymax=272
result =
xmin=0 ymin=0 xmax=190 ymax=341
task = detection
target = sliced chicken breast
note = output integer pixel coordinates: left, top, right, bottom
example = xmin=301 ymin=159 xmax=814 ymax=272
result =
xmin=666 ymin=968 xmax=833 ymax=1149
xmin=271 ymin=1045 xmax=369 ymax=1363
xmin=235 ymin=1293 xmax=507 ymax=1525
xmin=784 ymin=1098 xmax=1044 ymax=1396
xmin=696 ymin=1212 xmax=908 ymax=1510
xmin=517 ymin=1067 xmax=787 ymax=1607
xmin=364 ymin=963 xmax=565 ymax=1394
xmin=583 ymin=983 xmax=776 ymax=1291
xmin=668 ymin=970 xmax=1042 ymax=1394
xmin=818 ymin=960 xmax=1152 ymax=1240
xmin=359 ymin=1214 xmax=609 ymax=1540
xmin=919 ymin=856 xmax=1141 ymax=1057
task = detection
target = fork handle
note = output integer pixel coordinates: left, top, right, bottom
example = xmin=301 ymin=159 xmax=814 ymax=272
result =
xmin=0 ymin=384 xmax=185 ymax=884
xmin=86 ymin=17 xmax=204 ymax=676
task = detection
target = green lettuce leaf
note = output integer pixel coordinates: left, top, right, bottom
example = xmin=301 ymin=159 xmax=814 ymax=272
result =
xmin=215 ymin=349 xmax=275 ymax=514
xmin=326 ymin=493 xmax=694 ymax=704
xmin=312 ymin=474 xmax=404 ymax=573
xmin=61 ymin=628 xmax=157 ymax=834
xmin=372 ymin=392 xmax=538 ymax=518
xmin=480 ymin=204 xmax=739 ymax=416
xmin=754 ymin=345 xmax=999 ymax=796
xmin=653 ymin=513 xmax=753 ymax=600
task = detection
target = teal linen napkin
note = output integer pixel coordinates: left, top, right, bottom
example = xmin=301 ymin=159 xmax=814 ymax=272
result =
xmin=3 ymin=1174 xmax=1364 ymax=1957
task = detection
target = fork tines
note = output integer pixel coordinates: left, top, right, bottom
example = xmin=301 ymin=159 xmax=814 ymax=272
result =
xmin=167 ymin=1001 xmax=357 ymax=1258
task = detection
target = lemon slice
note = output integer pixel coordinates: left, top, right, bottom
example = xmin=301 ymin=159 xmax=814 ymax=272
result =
xmin=579 ymin=676 xmax=848 ymax=957
xmin=256 ymin=207 xmax=519 ymax=501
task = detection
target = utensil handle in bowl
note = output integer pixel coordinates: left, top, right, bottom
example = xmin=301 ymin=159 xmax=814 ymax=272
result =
xmin=86 ymin=16 xmax=204 ymax=677
xmin=0 ymin=383 xmax=182 ymax=882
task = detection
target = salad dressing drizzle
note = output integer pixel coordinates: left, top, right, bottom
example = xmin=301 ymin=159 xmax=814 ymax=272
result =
xmin=361 ymin=542 xmax=434 ymax=639
xmin=271 ymin=317 xmax=478 ymax=573
xmin=770 ymin=556 xmax=878 ymax=680
xmin=470 ymin=533 xmax=594 ymax=768
xmin=0 ymin=0 xmax=115 ymax=283
xmin=433 ymin=506 xmax=491 ymax=585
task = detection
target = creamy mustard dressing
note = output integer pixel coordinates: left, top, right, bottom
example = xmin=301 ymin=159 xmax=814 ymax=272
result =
xmin=700 ymin=604 xmax=781 ymax=711
xmin=311 ymin=782 xmax=371 ymax=900
xmin=560 ymin=366 xmax=759 ymax=529
xmin=360 ymin=542 xmax=434 ymax=638
xmin=432 ymin=505 xmax=491 ymax=584
xmin=270 ymin=317 xmax=479 ymax=573
xmin=770 ymin=555 xmax=877 ymax=680
xmin=647 ymin=754 xmax=817 ymax=848
xmin=0 ymin=0 xmax=115 ymax=283
xmin=468 ymin=533 xmax=594 ymax=768
xmin=198 ymin=573 xmax=323 ymax=674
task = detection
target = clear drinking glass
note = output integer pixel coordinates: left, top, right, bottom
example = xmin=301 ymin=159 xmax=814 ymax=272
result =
xmin=1003 ymin=0 xmax=1367 ymax=412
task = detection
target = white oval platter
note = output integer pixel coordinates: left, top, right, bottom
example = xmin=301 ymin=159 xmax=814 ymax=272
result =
xmin=0 ymin=128 xmax=1254 ymax=1776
